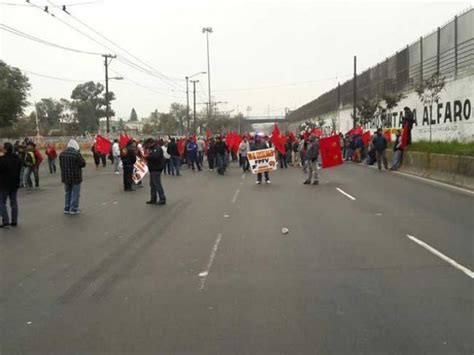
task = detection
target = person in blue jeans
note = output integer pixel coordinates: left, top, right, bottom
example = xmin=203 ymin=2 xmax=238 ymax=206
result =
xmin=59 ymin=139 xmax=86 ymax=215
xmin=0 ymin=142 xmax=22 ymax=228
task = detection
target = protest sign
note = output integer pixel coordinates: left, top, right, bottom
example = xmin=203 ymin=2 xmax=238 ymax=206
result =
xmin=132 ymin=158 xmax=149 ymax=183
xmin=247 ymin=148 xmax=278 ymax=174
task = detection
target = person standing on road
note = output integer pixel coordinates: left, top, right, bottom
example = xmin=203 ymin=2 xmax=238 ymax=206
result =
xmin=23 ymin=143 xmax=36 ymax=190
xmin=45 ymin=143 xmax=57 ymax=174
xmin=121 ymin=140 xmax=137 ymax=191
xmin=32 ymin=143 xmax=43 ymax=188
xmin=59 ymin=139 xmax=86 ymax=215
xmin=238 ymin=137 xmax=250 ymax=172
xmin=167 ymin=138 xmax=181 ymax=176
xmin=112 ymin=139 xmax=121 ymax=174
xmin=372 ymin=128 xmax=389 ymax=170
xmin=390 ymin=130 xmax=404 ymax=171
xmin=0 ymin=142 xmax=22 ymax=227
xmin=215 ymin=136 xmax=228 ymax=175
xmin=196 ymin=137 xmax=206 ymax=166
xmin=145 ymin=138 xmax=166 ymax=205
xmin=186 ymin=138 xmax=201 ymax=172
xmin=303 ymin=135 xmax=320 ymax=185
xmin=207 ymin=137 xmax=216 ymax=172
xmin=251 ymin=134 xmax=271 ymax=185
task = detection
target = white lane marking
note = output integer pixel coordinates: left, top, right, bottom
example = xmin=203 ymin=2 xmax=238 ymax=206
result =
xmin=231 ymin=189 xmax=240 ymax=203
xmin=336 ymin=188 xmax=356 ymax=201
xmin=406 ymin=234 xmax=474 ymax=279
xmin=223 ymin=214 xmax=230 ymax=218
xmin=242 ymin=173 xmax=246 ymax=180
xmin=199 ymin=233 xmax=223 ymax=290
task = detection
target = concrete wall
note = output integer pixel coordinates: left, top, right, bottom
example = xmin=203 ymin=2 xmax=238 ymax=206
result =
xmin=386 ymin=150 xmax=474 ymax=190
xmin=290 ymin=75 xmax=474 ymax=142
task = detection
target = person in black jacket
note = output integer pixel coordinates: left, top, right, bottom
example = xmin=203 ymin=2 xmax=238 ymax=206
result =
xmin=121 ymin=140 xmax=137 ymax=191
xmin=372 ymin=128 xmax=389 ymax=170
xmin=167 ymin=138 xmax=181 ymax=176
xmin=0 ymin=142 xmax=22 ymax=227
xmin=214 ymin=136 xmax=228 ymax=175
xmin=144 ymin=138 xmax=166 ymax=205
xmin=59 ymin=139 xmax=86 ymax=215
xmin=207 ymin=138 xmax=216 ymax=171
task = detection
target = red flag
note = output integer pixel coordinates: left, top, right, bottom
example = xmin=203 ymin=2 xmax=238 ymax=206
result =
xmin=310 ymin=128 xmax=322 ymax=137
xmin=384 ymin=130 xmax=392 ymax=143
xmin=271 ymin=124 xmax=286 ymax=155
xmin=353 ymin=126 xmax=363 ymax=136
xmin=400 ymin=124 xmax=409 ymax=149
xmin=319 ymin=135 xmax=343 ymax=168
xmin=361 ymin=131 xmax=371 ymax=146
xmin=206 ymin=129 xmax=213 ymax=140
xmin=177 ymin=138 xmax=186 ymax=157
xmin=119 ymin=134 xmax=131 ymax=149
xmin=96 ymin=135 xmax=112 ymax=155
xmin=302 ymin=130 xmax=310 ymax=141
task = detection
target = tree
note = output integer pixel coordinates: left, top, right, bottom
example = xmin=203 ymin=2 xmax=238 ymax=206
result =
xmin=169 ymin=102 xmax=187 ymax=134
xmin=129 ymin=108 xmax=138 ymax=121
xmin=36 ymin=98 xmax=65 ymax=133
xmin=356 ymin=97 xmax=380 ymax=125
xmin=416 ymin=72 xmax=445 ymax=107
xmin=158 ymin=113 xmax=178 ymax=134
xmin=70 ymin=81 xmax=114 ymax=133
xmin=0 ymin=60 xmax=31 ymax=127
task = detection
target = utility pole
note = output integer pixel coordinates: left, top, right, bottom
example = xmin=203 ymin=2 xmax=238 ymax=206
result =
xmin=191 ymin=80 xmax=199 ymax=134
xmin=202 ymin=27 xmax=213 ymax=122
xmin=103 ymin=54 xmax=116 ymax=133
xmin=353 ymin=55 xmax=357 ymax=129
xmin=186 ymin=76 xmax=190 ymax=135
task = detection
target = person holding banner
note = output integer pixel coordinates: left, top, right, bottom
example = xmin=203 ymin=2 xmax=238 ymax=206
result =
xmin=303 ymin=135 xmax=320 ymax=185
xmin=251 ymin=134 xmax=271 ymax=184
xmin=121 ymin=140 xmax=137 ymax=191
xmin=144 ymin=138 xmax=166 ymax=205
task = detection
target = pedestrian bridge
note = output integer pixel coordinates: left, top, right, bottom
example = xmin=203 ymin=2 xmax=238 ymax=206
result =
xmin=241 ymin=116 xmax=288 ymax=124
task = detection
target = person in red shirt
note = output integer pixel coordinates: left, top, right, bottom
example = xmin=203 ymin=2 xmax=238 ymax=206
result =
xmin=45 ymin=143 xmax=57 ymax=174
xmin=33 ymin=143 xmax=43 ymax=187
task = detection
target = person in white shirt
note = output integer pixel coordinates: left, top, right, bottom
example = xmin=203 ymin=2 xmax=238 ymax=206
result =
xmin=238 ymin=137 xmax=250 ymax=172
xmin=112 ymin=139 xmax=121 ymax=174
xmin=196 ymin=138 xmax=206 ymax=166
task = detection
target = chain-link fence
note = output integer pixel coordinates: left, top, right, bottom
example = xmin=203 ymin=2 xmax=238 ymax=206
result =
xmin=288 ymin=8 xmax=474 ymax=123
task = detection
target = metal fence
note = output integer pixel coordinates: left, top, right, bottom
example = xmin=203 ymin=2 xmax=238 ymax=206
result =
xmin=288 ymin=8 xmax=474 ymax=123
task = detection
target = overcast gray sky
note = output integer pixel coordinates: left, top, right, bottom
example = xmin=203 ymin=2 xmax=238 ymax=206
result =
xmin=0 ymin=0 xmax=471 ymax=120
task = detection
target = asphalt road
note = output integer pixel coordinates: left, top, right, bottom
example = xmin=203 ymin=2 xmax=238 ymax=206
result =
xmin=0 ymin=159 xmax=473 ymax=355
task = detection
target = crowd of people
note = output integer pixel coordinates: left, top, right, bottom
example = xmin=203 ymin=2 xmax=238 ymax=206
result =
xmin=0 ymin=116 xmax=413 ymax=228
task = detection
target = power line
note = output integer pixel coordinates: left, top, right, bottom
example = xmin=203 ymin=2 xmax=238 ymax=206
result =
xmin=20 ymin=68 xmax=91 ymax=82
xmin=213 ymin=77 xmax=339 ymax=92
xmin=46 ymin=0 xmax=185 ymax=91
xmin=25 ymin=0 xmax=182 ymax=92
xmin=0 ymin=23 xmax=103 ymax=55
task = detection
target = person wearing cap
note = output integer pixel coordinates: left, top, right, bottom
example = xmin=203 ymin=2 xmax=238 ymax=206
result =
xmin=144 ymin=138 xmax=166 ymax=205
xmin=251 ymin=134 xmax=271 ymax=184
xmin=121 ymin=140 xmax=137 ymax=191
xmin=59 ymin=139 xmax=86 ymax=215
xmin=303 ymin=134 xmax=320 ymax=185
xmin=0 ymin=142 xmax=22 ymax=227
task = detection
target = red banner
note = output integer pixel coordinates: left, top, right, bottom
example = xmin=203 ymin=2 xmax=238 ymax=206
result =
xmin=400 ymin=124 xmax=409 ymax=149
xmin=361 ymin=131 xmax=371 ymax=146
xmin=96 ymin=135 xmax=112 ymax=155
xmin=271 ymin=124 xmax=286 ymax=155
xmin=119 ymin=134 xmax=131 ymax=149
xmin=384 ymin=130 xmax=392 ymax=143
xmin=177 ymin=138 xmax=186 ymax=157
xmin=319 ymin=135 xmax=343 ymax=168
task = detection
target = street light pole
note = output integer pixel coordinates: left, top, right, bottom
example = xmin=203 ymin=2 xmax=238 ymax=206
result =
xmin=186 ymin=76 xmax=190 ymax=135
xmin=191 ymin=80 xmax=199 ymax=134
xmin=185 ymin=72 xmax=206 ymax=135
xmin=202 ymin=27 xmax=213 ymax=122
xmin=103 ymin=54 xmax=117 ymax=134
